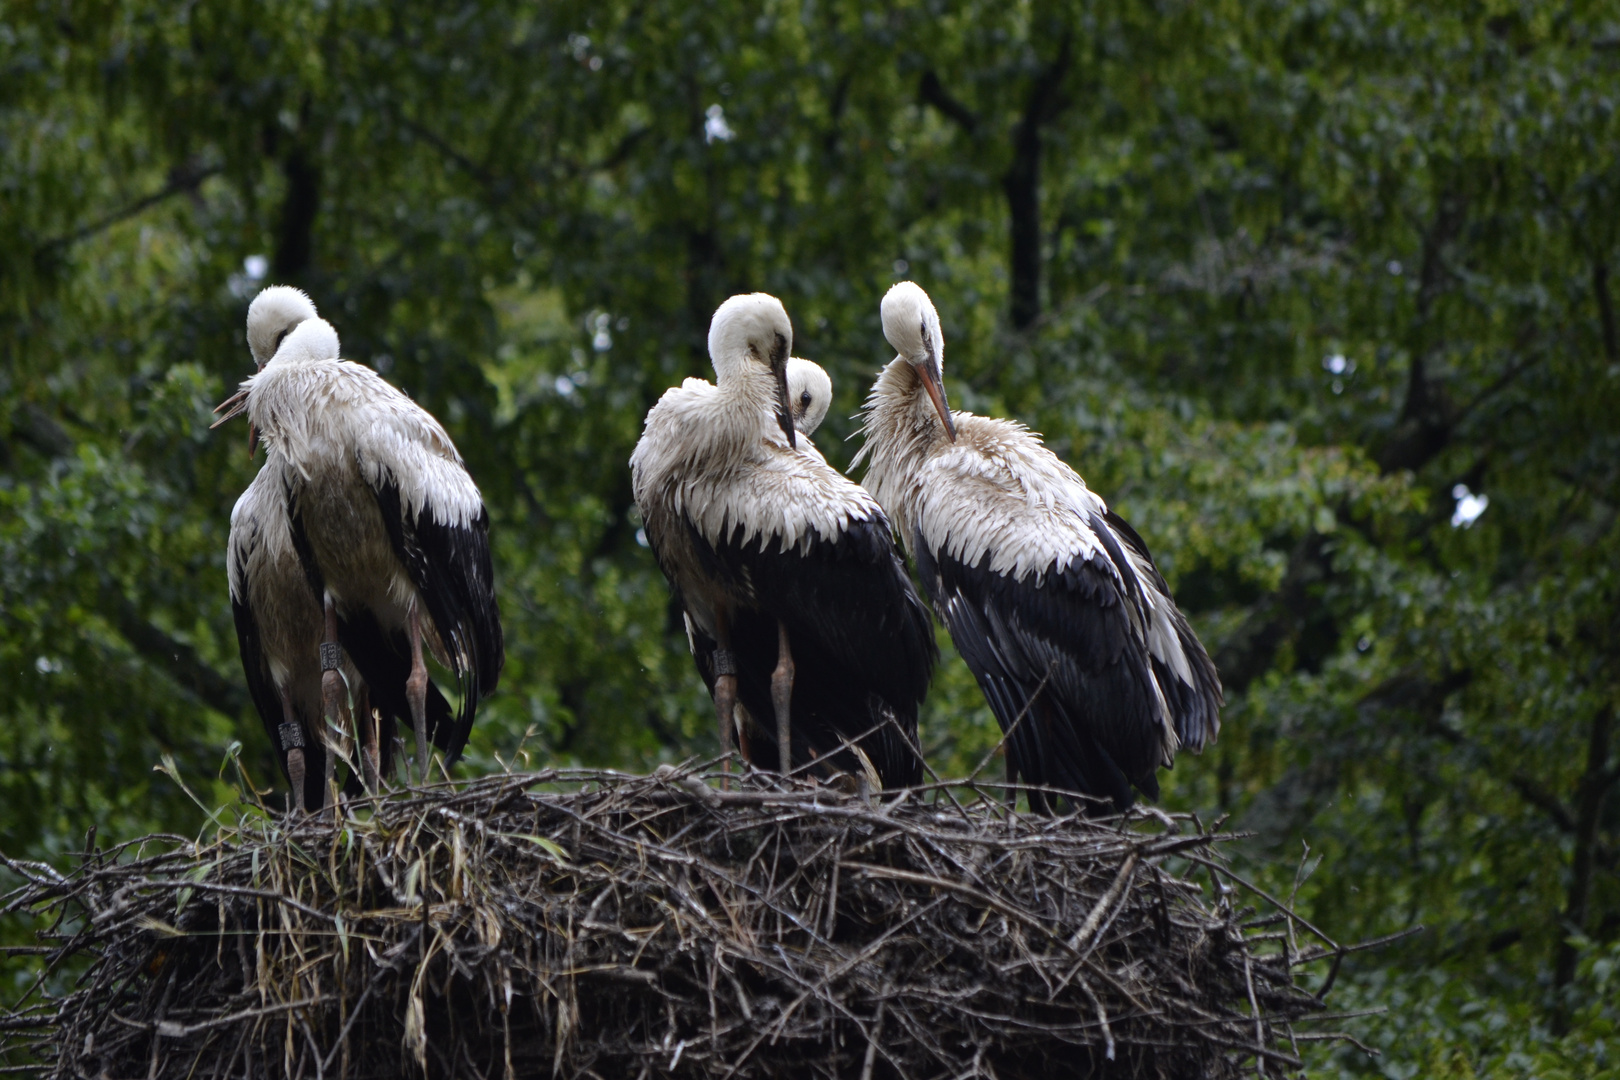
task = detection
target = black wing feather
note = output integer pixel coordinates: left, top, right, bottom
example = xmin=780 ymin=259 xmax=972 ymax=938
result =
xmin=370 ymin=469 xmax=504 ymax=765
xmin=1100 ymin=510 xmax=1224 ymax=752
xmin=916 ymin=537 xmax=1165 ymax=812
xmin=686 ymin=514 xmax=937 ymax=789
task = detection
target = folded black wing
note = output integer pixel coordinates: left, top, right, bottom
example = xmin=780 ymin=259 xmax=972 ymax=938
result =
xmin=916 ymin=536 xmax=1165 ymax=811
xmin=1101 ymin=509 xmax=1223 ymax=753
xmin=370 ymin=472 xmax=504 ymax=764
xmin=695 ymin=514 xmax=937 ymax=789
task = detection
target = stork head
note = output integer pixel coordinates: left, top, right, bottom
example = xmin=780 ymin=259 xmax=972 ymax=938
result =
xmin=708 ymin=292 xmax=796 ymax=448
xmin=880 ymin=281 xmax=956 ymax=442
xmin=786 ymin=357 xmax=832 ymax=437
xmin=246 ymin=286 xmax=318 ymax=369
xmin=272 ymin=317 xmax=342 ymax=365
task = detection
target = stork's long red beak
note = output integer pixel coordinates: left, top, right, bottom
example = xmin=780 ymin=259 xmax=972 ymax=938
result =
xmin=914 ymin=360 xmax=957 ymax=442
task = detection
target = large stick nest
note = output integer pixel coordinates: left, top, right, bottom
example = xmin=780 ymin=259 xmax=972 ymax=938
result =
xmin=1 ymin=767 xmax=1368 ymax=1079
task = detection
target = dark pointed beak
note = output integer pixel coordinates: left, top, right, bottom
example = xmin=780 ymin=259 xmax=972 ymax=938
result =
xmin=775 ymin=372 xmax=797 ymax=447
xmin=913 ymin=356 xmax=956 ymax=442
xmin=770 ymin=337 xmax=796 ymax=448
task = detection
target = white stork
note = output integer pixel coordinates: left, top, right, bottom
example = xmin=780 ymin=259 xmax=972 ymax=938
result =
xmin=856 ymin=281 xmax=1222 ymax=812
xmin=225 ymin=287 xmax=458 ymax=807
xmin=215 ymin=297 xmax=503 ymax=784
xmin=631 ymin=294 xmax=936 ymax=788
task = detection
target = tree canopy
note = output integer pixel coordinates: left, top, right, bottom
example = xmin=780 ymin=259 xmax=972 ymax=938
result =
xmin=3 ymin=1 xmax=1618 ymax=1073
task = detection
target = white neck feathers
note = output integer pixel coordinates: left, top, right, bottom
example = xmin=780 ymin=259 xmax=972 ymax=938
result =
xmin=856 ymin=358 xmax=947 ymax=534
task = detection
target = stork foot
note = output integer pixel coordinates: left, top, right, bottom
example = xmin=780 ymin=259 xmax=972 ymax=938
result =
xmin=320 ymin=596 xmax=345 ymax=815
xmin=407 ymin=675 xmax=429 ymax=786
xmin=278 ymin=688 xmax=309 ymax=817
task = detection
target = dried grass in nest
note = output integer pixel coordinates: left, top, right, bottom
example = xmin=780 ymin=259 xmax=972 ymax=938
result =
xmin=0 ymin=765 xmax=1379 ymax=1079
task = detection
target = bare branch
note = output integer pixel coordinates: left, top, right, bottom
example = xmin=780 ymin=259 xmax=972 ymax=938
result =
xmin=38 ymin=161 xmax=221 ymax=254
xmin=917 ymin=70 xmax=980 ymax=134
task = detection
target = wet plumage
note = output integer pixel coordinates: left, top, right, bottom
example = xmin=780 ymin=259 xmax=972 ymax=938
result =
xmin=857 ymin=281 xmax=1221 ymax=811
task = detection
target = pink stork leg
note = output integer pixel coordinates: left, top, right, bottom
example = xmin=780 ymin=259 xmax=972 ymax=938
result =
xmin=406 ymin=602 xmax=431 ymax=785
xmin=279 ymin=688 xmax=307 ymax=816
xmin=771 ymin=621 xmax=795 ymax=777
xmin=320 ymin=595 xmax=348 ymax=814
xmin=712 ymin=607 xmax=738 ymax=789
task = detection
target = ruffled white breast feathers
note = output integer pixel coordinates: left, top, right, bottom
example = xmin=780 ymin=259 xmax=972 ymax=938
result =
xmin=878 ymin=412 xmax=1109 ymax=581
xmin=632 ymin=378 xmax=879 ymax=555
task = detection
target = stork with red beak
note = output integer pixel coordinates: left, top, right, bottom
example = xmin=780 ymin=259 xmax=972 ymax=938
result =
xmin=856 ymin=281 xmax=1222 ymax=812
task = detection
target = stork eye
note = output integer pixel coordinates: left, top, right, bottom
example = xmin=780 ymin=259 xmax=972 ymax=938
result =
xmin=273 ymin=326 xmax=293 ymax=351
xmin=800 ymin=391 xmax=811 ymax=408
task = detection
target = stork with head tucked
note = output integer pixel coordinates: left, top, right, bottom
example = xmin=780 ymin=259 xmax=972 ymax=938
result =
xmin=226 ymin=288 xmax=460 ymax=808
xmin=856 ymin=281 xmax=1222 ymax=812
xmin=216 ymin=295 xmax=503 ymax=785
xmin=631 ymin=295 xmax=935 ymax=788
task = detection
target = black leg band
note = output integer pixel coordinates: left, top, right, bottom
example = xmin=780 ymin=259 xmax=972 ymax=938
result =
xmin=320 ymin=641 xmax=343 ymax=672
xmin=279 ymin=722 xmax=306 ymax=750
xmin=712 ymin=649 xmax=738 ymax=677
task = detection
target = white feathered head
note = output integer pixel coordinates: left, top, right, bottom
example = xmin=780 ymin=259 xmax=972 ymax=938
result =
xmin=708 ymin=293 xmax=796 ymax=447
xmin=880 ymin=281 xmax=956 ymax=441
xmin=786 ymin=357 xmax=833 ymax=436
xmin=246 ymin=286 xmax=318 ymax=369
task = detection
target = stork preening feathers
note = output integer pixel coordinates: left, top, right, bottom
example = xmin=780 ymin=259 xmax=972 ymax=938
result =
xmin=223 ymin=276 xmax=1216 ymax=813
xmin=858 ymin=281 xmax=1222 ymax=812
xmin=632 ymin=295 xmax=935 ymax=790
xmin=219 ymin=287 xmax=502 ymax=806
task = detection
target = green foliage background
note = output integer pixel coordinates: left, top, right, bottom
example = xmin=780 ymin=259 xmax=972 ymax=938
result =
xmin=3 ymin=0 xmax=1618 ymax=1073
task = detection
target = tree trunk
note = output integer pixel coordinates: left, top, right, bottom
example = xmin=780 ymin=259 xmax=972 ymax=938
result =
xmin=921 ymin=32 xmax=1073 ymax=332
xmin=272 ymin=146 xmax=321 ymax=280
xmin=1593 ymin=258 xmax=1617 ymax=363
xmin=1552 ymin=703 xmax=1616 ymax=1031
xmin=1377 ymin=195 xmax=1465 ymax=474
xmin=1002 ymin=123 xmax=1043 ymax=331
xmin=1002 ymin=34 xmax=1073 ymax=331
